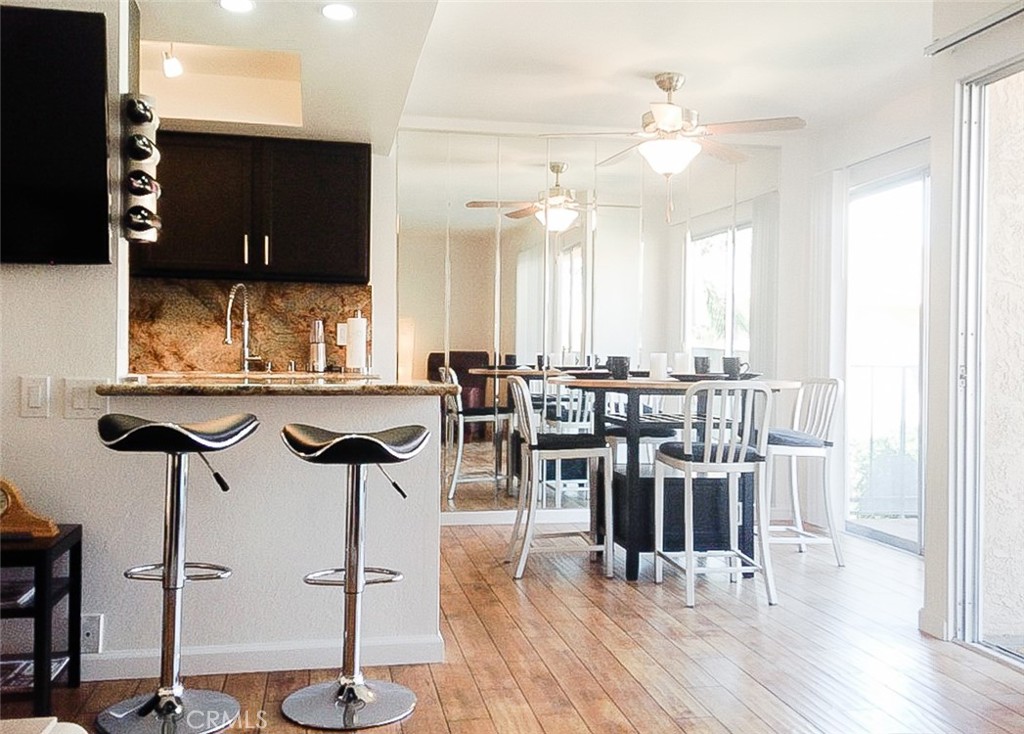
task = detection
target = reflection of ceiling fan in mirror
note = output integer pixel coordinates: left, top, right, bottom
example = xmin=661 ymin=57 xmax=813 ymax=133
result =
xmin=466 ymin=161 xmax=590 ymax=232
xmin=556 ymin=72 xmax=806 ymax=174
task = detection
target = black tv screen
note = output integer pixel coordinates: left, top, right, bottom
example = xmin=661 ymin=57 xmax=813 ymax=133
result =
xmin=1 ymin=5 xmax=111 ymax=264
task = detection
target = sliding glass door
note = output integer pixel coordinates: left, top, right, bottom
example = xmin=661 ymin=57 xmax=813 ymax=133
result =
xmin=958 ymin=65 xmax=1024 ymax=662
xmin=845 ymin=172 xmax=928 ymax=552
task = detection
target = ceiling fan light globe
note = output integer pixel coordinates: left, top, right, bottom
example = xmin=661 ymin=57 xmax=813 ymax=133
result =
xmin=650 ymin=102 xmax=683 ymax=132
xmin=535 ymin=206 xmax=578 ymax=232
xmin=638 ymin=138 xmax=701 ymax=176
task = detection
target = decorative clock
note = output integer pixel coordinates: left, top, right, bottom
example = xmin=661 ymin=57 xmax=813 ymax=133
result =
xmin=0 ymin=479 xmax=59 ymax=538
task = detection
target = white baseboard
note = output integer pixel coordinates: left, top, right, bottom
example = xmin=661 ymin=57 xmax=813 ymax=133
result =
xmin=81 ymin=633 xmax=444 ymax=682
xmin=441 ymin=508 xmax=589 ymax=526
xmin=918 ymin=606 xmax=951 ymax=640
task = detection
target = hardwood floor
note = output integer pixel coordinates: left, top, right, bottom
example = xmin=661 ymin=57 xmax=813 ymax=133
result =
xmin=4 ymin=528 xmax=1022 ymax=733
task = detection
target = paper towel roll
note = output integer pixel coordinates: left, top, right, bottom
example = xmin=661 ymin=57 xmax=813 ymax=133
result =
xmin=673 ymin=349 xmax=692 ymax=375
xmin=650 ymin=352 xmax=668 ymax=379
xmin=345 ymin=315 xmax=367 ymax=371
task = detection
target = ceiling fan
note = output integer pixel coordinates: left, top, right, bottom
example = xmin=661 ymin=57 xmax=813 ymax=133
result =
xmin=465 ymin=161 xmax=590 ymax=232
xmin=560 ymin=72 xmax=806 ymax=171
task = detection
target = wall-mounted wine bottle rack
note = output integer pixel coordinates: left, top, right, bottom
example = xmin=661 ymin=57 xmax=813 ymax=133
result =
xmin=121 ymin=94 xmax=161 ymax=244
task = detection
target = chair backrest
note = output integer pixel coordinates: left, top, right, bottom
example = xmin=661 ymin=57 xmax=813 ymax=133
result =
xmin=508 ymin=375 xmax=539 ymax=446
xmin=546 ymin=375 xmax=595 ymax=427
xmin=791 ymin=378 xmax=842 ymax=441
xmin=683 ymin=380 xmax=773 ymax=464
xmin=438 ymin=366 xmax=464 ymax=413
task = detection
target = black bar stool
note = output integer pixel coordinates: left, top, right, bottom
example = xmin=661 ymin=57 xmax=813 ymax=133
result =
xmin=95 ymin=413 xmax=259 ymax=734
xmin=279 ymin=423 xmax=430 ymax=730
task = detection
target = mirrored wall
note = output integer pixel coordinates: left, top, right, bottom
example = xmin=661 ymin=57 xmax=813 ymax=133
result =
xmin=396 ymin=129 xmax=781 ymax=512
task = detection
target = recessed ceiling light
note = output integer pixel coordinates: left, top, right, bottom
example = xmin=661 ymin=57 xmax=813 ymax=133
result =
xmin=322 ymin=4 xmax=356 ymax=21
xmin=219 ymin=0 xmax=254 ymax=13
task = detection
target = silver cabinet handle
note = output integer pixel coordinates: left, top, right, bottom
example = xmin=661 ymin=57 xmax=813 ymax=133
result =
xmin=243 ymin=234 xmax=249 ymax=264
xmin=264 ymin=235 xmax=270 ymax=265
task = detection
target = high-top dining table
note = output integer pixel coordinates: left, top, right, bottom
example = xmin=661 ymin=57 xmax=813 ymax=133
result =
xmin=548 ymin=373 xmax=799 ymax=580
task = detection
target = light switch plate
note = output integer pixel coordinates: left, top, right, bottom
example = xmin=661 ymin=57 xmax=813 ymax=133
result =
xmin=63 ymin=378 xmax=108 ymax=419
xmin=336 ymin=322 xmax=348 ymax=346
xmin=20 ymin=376 xmax=51 ymax=418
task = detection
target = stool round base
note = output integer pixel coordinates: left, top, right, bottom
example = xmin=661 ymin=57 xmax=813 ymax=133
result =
xmin=282 ymin=680 xmax=416 ymax=730
xmin=97 ymin=690 xmax=240 ymax=734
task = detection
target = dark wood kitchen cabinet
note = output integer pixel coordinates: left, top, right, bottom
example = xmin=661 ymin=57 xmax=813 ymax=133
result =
xmin=130 ymin=132 xmax=370 ymax=283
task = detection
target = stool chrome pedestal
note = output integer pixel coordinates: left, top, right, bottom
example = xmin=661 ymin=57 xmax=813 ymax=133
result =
xmin=95 ymin=413 xmax=259 ymax=734
xmin=279 ymin=423 xmax=429 ymax=730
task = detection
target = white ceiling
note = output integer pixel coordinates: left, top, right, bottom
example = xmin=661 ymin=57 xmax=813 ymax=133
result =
xmin=405 ymin=0 xmax=935 ymax=135
xmin=137 ymin=0 xmax=438 ymax=149
xmin=138 ymin=0 xmax=936 ymax=150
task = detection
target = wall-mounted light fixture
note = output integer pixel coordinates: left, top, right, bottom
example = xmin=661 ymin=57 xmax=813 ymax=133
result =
xmin=162 ymin=43 xmax=183 ymax=78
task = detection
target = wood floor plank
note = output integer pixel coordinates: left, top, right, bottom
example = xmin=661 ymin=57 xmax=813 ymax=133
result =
xmin=392 ymin=663 xmax=448 ymax=734
xmin=35 ymin=524 xmax=1024 ymax=734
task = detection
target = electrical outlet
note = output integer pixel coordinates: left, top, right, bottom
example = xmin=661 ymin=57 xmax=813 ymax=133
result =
xmin=82 ymin=613 xmax=103 ymax=654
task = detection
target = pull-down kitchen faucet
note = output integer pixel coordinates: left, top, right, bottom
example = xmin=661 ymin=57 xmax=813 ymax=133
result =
xmin=224 ymin=283 xmax=261 ymax=372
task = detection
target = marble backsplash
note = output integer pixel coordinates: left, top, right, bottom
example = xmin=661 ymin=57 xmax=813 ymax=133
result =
xmin=130 ymin=278 xmax=372 ymax=373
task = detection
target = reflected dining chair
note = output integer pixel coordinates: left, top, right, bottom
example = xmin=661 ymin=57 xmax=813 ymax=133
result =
xmin=764 ymin=377 xmax=845 ymax=566
xmin=439 ymin=366 xmax=512 ymax=501
xmin=542 ymin=374 xmax=598 ymax=508
xmin=505 ymin=375 xmax=614 ymax=579
xmin=654 ymin=380 xmax=776 ymax=607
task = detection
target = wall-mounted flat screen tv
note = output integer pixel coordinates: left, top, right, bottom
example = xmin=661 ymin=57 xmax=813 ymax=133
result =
xmin=1 ymin=5 xmax=111 ymax=264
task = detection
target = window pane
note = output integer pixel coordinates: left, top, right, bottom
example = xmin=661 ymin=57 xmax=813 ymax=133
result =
xmin=845 ymin=175 xmax=925 ymax=549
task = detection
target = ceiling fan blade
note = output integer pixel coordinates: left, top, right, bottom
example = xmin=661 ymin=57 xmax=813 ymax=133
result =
xmin=505 ymin=203 xmax=541 ymax=219
xmin=702 ymin=116 xmax=806 ymax=136
xmin=465 ymin=200 xmax=533 ymax=209
xmin=540 ymin=131 xmax=637 ymax=138
xmin=597 ymin=142 xmax=642 ymax=168
xmin=698 ymin=138 xmax=749 ymax=164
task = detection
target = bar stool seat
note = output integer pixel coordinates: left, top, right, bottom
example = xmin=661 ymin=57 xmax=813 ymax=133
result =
xmin=95 ymin=412 xmax=258 ymax=734
xmin=281 ymin=424 xmax=429 ymax=464
xmin=280 ymin=423 xmax=429 ymax=730
xmin=98 ymin=413 xmax=259 ymax=453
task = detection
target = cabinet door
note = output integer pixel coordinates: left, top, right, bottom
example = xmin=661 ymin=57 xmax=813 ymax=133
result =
xmin=258 ymin=139 xmax=370 ymax=283
xmin=130 ymin=133 xmax=254 ymax=278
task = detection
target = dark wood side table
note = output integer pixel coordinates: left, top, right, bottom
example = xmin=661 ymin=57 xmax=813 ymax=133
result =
xmin=1 ymin=524 xmax=83 ymax=715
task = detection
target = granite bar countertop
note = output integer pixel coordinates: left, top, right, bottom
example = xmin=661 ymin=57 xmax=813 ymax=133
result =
xmin=96 ymin=372 xmax=456 ymax=397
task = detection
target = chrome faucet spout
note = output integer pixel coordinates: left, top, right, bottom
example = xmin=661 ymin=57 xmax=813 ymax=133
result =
xmin=225 ymin=283 xmax=259 ymax=371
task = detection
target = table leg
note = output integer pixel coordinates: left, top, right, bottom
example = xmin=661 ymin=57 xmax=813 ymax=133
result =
xmin=68 ymin=537 xmax=82 ymax=687
xmin=624 ymin=393 xmax=643 ymax=581
xmin=33 ymin=554 xmax=53 ymax=715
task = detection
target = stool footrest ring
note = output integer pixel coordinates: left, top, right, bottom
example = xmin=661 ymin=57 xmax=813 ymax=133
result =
xmin=303 ymin=566 xmax=403 ymax=586
xmin=124 ymin=561 xmax=232 ymax=582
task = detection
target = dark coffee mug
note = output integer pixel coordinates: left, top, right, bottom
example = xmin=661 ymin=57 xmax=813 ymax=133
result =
xmin=606 ymin=355 xmax=630 ymax=380
xmin=722 ymin=356 xmax=749 ymax=378
xmin=693 ymin=356 xmax=711 ymax=374
xmin=504 ymin=353 xmax=517 ymax=366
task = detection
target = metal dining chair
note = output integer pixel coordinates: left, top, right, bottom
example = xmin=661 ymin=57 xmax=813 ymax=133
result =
xmin=438 ymin=366 xmax=512 ymax=501
xmin=764 ymin=377 xmax=845 ymax=566
xmin=653 ymin=380 xmax=776 ymax=607
xmin=505 ymin=375 xmax=614 ymax=579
